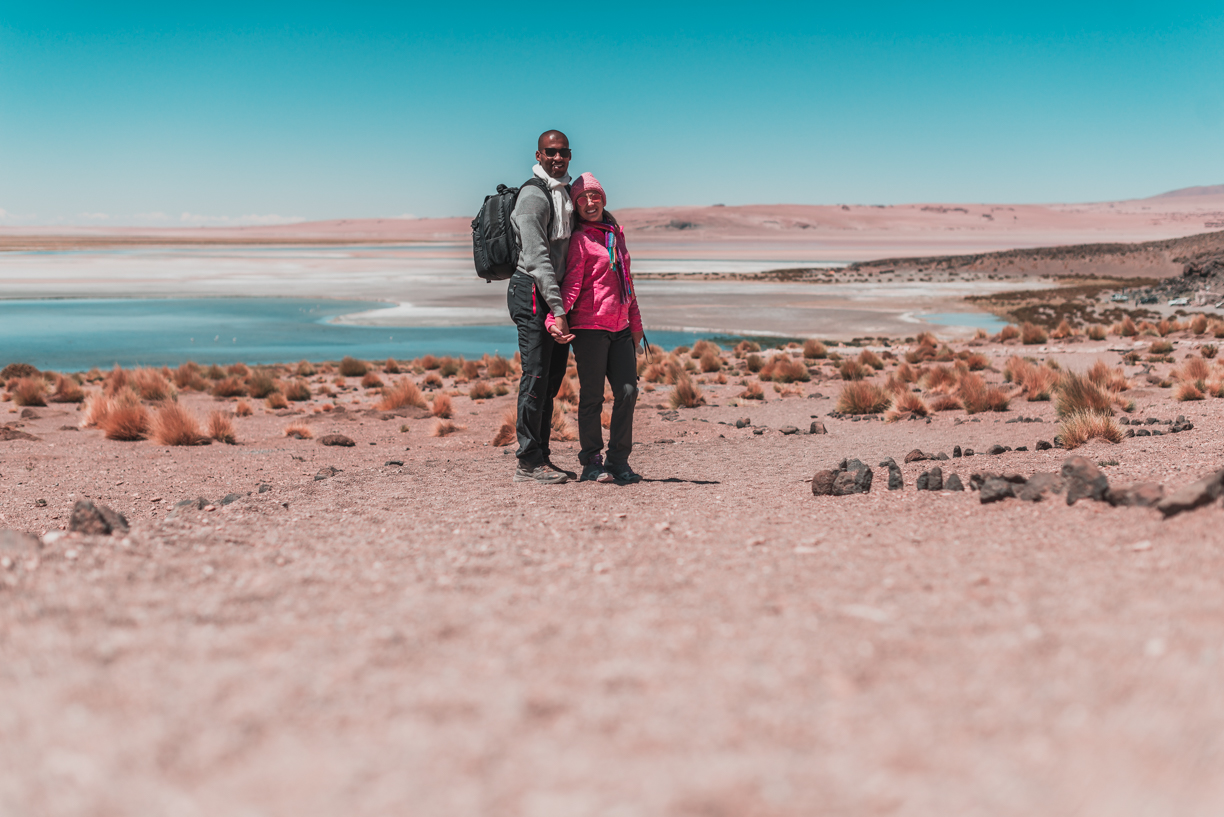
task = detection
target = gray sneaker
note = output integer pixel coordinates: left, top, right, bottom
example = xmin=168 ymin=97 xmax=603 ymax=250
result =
xmin=514 ymin=464 xmax=569 ymax=484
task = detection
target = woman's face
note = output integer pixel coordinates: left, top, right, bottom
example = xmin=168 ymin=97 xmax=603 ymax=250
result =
xmin=576 ymin=190 xmax=605 ymax=222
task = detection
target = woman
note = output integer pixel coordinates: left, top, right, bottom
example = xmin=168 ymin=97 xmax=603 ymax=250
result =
xmin=545 ymin=173 xmax=643 ymax=483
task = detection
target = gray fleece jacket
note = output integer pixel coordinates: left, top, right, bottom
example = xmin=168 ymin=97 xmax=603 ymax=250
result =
xmin=511 ymin=184 xmax=570 ymax=318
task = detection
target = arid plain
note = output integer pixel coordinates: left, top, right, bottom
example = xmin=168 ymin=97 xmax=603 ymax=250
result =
xmin=4 ymin=189 xmax=1224 ymax=816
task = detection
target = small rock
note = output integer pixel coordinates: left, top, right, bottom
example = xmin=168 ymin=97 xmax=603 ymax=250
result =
xmin=944 ymin=474 xmax=965 ymax=491
xmin=1014 ymin=446 xmax=1028 ymax=452
xmin=935 ymin=452 xmax=949 ymax=461
xmin=659 ymin=411 xmax=680 ymax=421
xmin=842 ymin=458 xmax=867 ymax=473
xmin=833 ymin=467 xmax=873 ymax=496
xmin=1107 ymin=482 xmax=1165 ymax=508
xmin=220 ymin=493 xmax=245 ymax=506
xmin=879 ymin=457 xmax=897 ymax=468
xmin=1134 ymin=428 xmax=1151 ymax=437
xmin=1017 ymin=472 xmax=1063 ymax=502
xmin=34 ymin=498 xmax=47 ymax=508
xmin=384 ymin=460 xmax=405 ymax=467
xmin=258 ymin=484 xmax=272 ymax=493
xmin=904 ymin=449 xmax=927 ymax=463
xmin=1036 ymin=440 xmax=1052 ymax=450
xmin=736 ymin=418 xmax=751 ymax=429
xmin=319 ymin=434 xmax=356 ymax=447
xmin=987 ymin=444 xmax=1010 ymax=455
xmin=887 ymin=464 xmax=904 ymax=490
xmin=979 ymin=477 xmax=1015 ymax=504
xmin=0 ymin=427 xmax=39 ymax=442
xmin=779 ymin=426 xmax=799 ymax=435
xmin=753 ymin=428 xmax=765 ymax=435
xmin=316 ymin=466 xmax=342 ymax=480
xmin=809 ymin=420 xmax=827 ymax=434
xmin=1156 ymin=470 xmax=1224 ymax=518
xmin=916 ymin=466 xmax=944 ymax=491
xmin=811 ymin=470 xmax=839 ymax=496
xmin=1062 ymin=456 xmax=1109 ymax=506
xmin=964 ymin=448 xmax=975 ymax=457
xmin=0 ymin=529 xmax=41 ymax=553
xmin=953 ymin=445 xmax=962 ymax=458
xmin=68 ymin=500 xmax=129 ymax=536
xmin=19 ymin=408 xmax=38 ymax=419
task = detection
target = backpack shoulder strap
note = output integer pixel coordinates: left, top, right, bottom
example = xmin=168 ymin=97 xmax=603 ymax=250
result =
xmin=518 ymin=177 xmax=554 ymax=238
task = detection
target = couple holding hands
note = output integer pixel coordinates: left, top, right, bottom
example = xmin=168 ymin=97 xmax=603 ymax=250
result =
xmin=506 ymin=130 xmax=643 ymax=485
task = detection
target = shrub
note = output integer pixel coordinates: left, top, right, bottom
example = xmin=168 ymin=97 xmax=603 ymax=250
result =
xmin=212 ymin=376 xmax=247 ymax=398
xmin=1054 ymin=371 xmax=1113 ymax=418
xmin=151 ymin=402 xmax=208 ymax=446
xmin=1149 ymin=339 xmax=1174 ymax=354
xmin=12 ymin=377 xmax=46 ymax=406
xmin=208 ymin=411 xmax=236 ymax=444
xmin=859 ymin=349 xmax=884 ymax=370
xmin=921 ymin=365 xmax=957 ymax=393
xmin=49 ymin=375 xmax=84 ymax=403
xmin=284 ymin=422 xmax=312 ymax=439
xmin=1213 ymin=322 xmax=1224 ymax=339
xmin=1050 ymin=319 xmax=1075 ymax=339
xmin=1059 ymin=411 xmax=1123 ymax=448
xmin=669 ymin=375 xmax=705 ymax=408
xmin=422 ymin=372 xmax=443 ymax=389
xmin=1086 ymin=324 xmax=1107 ymax=341
xmin=247 ymin=369 xmax=279 ymax=398
xmin=839 ymin=359 xmax=867 ymax=381
xmin=1175 ymin=381 xmax=1206 ymax=401
xmin=80 ymin=392 xmax=113 ymax=428
xmin=1 ymin=363 xmax=39 ymax=381
xmin=226 ymin=362 xmax=249 ymax=377
xmin=282 ymin=379 xmax=311 ymax=401
xmin=1119 ymin=317 xmax=1138 ymax=337
xmin=420 ymin=354 xmax=440 ymax=370
xmin=673 ymin=346 xmax=690 ymax=356
xmin=131 ymin=368 xmax=172 ymax=401
xmin=235 ymin=401 xmax=253 ymax=417
xmin=929 ymin=393 xmax=963 ymax=411
xmin=339 ymin=356 xmax=369 ymax=377
xmin=699 ymin=350 xmax=722 ymax=373
xmin=995 ymin=325 xmax=1021 ymax=342
xmin=738 ymin=381 xmax=764 ymax=400
xmin=884 ymin=390 xmax=930 ymax=422
xmin=746 ymin=354 xmax=763 ymax=373
xmin=896 ymin=362 xmax=918 ymax=383
xmin=1157 ymin=319 xmax=1175 ymax=337
xmin=361 ymin=371 xmax=384 ymax=389
xmin=1190 ymin=314 xmax=1208 ymax=335
xmin=1175 ymin=357 xmax=1211 ymax=384
xmin=836 ymin=381 xmax=889 ymax=414
xmin=204 ymin=364 xmax=226 ymax=380
xmin=1020 ymin=322 xmax=1048 ymax=344
xmin=771 ymin=357 xmax=810 ymax=383
xmin=556 ymin=376 xmax=579 ymax=404
xmin=266 ymin=392 xmax=289 ymax=410
xmin=382 ymin=358 xmax=400 ymax=374
xmin=802 ymin=339 xmax=827 ymax=359
xmin=549 ymin=410 xmax=577 ymax=441
xmin=959 ymin=373 xmax=1010 ymax=413
xmin=487 ymin=355 xmax=511 ymax=377
xmin=962 ymin=352 xmax=989 ymax=371
xmin=101 ymin=402 xmax=150 ymax=441
xmin=438 ymin=357 xmax=461 ymax=377
xmin=459 ymin=360 xmax=480 ymax=381
xmin=492 ymin=409 xmax=517 ymax=446
xmin=296 ymin=360 xmax=317 ymax=376
xmin=469 ymin=381 xmax=495 ymax=400
xmin=433 ymin=419 xmax=461 ymax=437
xmin=691 ymin=340 xmax=720 ymax=358
xmin=431 ymin=393 xmax=453 ymax=418
xmin=1022 ymin=365 xmax=1058 ymax=401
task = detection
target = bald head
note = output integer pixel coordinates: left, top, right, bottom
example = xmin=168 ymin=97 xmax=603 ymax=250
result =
xmin=535 ymin=130 xmax=571 ymax=179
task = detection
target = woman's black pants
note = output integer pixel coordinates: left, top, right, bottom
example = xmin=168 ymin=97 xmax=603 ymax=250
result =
xmin=570 ymin=327 xmax=638 ymax=467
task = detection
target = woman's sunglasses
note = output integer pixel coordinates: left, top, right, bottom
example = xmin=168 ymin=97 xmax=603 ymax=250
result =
xmin=541 ymin=147 xmax=572 ymax=158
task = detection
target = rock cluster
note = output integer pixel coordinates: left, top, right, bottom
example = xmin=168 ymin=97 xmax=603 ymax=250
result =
xmin=68 ymin=500 xmax=129 ymax=535
xmin=812 ymin=459 xmax=873 ymax=496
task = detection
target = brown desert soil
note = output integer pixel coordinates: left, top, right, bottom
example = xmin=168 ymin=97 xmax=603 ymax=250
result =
xmin=3 ymin=336 xmax=1224 ymax=816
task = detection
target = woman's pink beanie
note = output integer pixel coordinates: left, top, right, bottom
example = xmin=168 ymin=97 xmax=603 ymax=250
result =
xmin=570 ymin=172 xmax=605 ymax=204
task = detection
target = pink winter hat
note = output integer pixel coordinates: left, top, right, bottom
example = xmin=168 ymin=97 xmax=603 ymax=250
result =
xmin=570 ymin=172 xmax=605 ymax=204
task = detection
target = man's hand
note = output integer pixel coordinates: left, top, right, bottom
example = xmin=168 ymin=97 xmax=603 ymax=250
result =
xmin=549 ymin=315 xmax=574 ymax=344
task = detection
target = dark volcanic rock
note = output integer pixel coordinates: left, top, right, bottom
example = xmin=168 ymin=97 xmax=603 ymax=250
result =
xmin=315 ymin=466 xmax=343 ymax=480
xmin=0 ymin=426 xmax=40 ymax=442
xmin=68 ymin=500 xmax=129 ymax=536
xmin=736 ymin=418 xmax=752 ymax=429
xmin=175 ymin=497 xmax=210 ymax=511
xmin=987 ymin=444 xmax=1010 ymax=456
xmin=833 ymin=467 xmax=873 ymax=496
xmin=809 ymin=420 xmax=827 ymax=434
xmin=1016 ymin=472 xmax=1063 ymax=502
xmin=220 ymin=493 xmax=245 ymax=506
xmin=953 ymin=445 xmax=962 ymax=458
xmin=1036 ymin=440 xmax=1052 ymax=451
xmin=1062 ymin=456 xmax=1109 ymax=506
xmin=1156 ymin=470 xmax=1224 ymax=518
xmin=811 ymin=470 xmax=839 ymax=496
xmin=916 ymin=467 xmax=944 ymax=491
xmin=944 ymin=474 xmax=965 ymax=492
xmin=1107 ymin=482 xmax=1165 ymax=508
xmin=319 ymin=434 xmax=356 ymax=447
xmin=904 ymin=449 xmax=928 ymax=463
xmin=258 ymin=484 xmax=272 ymax=493
xmin=979 ymin=477 xmax=1015 ymax=504
xmin=779 ymin=426 xmax=799 ymax=435
xmin=887 ymin=464 xmax=904 ymax=490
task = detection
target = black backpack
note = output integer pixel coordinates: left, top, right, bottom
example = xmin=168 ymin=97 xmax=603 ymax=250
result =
xmin=471 ymin=177 xmax=553 ymax=282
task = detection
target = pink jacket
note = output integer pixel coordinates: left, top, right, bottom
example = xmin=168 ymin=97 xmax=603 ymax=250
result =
xmin=546 ymin=220 xmax=643 ymax=335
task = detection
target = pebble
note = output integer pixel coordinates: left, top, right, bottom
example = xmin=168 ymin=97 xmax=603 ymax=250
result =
xmin=319 ymin=434 xmax=356 ymax=447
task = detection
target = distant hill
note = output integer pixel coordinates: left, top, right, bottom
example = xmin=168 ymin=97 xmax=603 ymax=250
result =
xmin=1151 ymin=184 xmax=1224 ymax=198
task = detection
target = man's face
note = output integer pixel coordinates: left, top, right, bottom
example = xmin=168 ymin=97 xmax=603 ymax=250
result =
xmin=536 ymin=134 xmax=571 ymax=179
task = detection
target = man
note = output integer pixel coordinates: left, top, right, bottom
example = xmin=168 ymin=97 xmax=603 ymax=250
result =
xmin=507 ymin=130 xmax=578 ymax=483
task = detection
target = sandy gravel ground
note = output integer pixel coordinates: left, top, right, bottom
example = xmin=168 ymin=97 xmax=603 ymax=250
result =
xmin=3 ymin=336 xmax=1224 ymax=816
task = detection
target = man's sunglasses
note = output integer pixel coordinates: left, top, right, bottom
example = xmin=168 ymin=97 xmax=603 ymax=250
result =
xmin=541 ymin=147 xmax=572 ymax=158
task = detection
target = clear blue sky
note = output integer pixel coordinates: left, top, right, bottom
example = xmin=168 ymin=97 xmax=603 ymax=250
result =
xmin=1 ymin=1 xmax=1221 ymax=226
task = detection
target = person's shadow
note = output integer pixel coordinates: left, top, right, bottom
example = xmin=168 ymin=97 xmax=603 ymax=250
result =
xmin=641 ymin=477 xmax=721 ymax=485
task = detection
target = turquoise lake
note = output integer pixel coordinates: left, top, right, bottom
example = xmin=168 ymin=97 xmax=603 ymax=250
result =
xmin=0 ymin=298 xmax=710 ymax=371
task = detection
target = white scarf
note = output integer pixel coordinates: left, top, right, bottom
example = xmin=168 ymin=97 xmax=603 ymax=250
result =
xmin=532 ymin=163 xmax=573 ymax=242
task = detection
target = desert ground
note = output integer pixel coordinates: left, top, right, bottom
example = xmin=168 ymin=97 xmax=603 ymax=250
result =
xmin=4 ymin=314 xmax=1224 ymax=815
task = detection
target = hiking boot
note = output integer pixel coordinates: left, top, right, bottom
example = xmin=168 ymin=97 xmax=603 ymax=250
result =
xmin=514 ymin=463 xmax=569 ymax=484
xmin=606 ymin=464 xmax=642 ymax=484
xmin=544 ymin=458 xmax=577 ymax=480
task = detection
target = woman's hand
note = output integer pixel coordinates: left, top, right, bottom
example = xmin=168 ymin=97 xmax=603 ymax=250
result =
xmin=549 ymin=315 xmax=575 ymax=344
xmin=632 ymin=330 xmax=644 ymax=351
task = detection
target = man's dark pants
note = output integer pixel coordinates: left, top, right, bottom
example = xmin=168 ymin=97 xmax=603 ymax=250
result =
xmin=570 ymin=327 xmax=638 ymax=467
xmin=508 ymin=272 xmax=569 ymax=467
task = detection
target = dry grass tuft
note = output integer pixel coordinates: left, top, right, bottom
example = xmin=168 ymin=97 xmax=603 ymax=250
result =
xmin=246 ymin=369 xmax=278 ymax=398
xmin=469 ymin=381 xmax=495 ymax=400
xmin=373 ymin=379 xmax=426 ymax=411
xmin=556 ymin=376 xmax=579 ymax=404
xmin=895 ymin=362 xmax=918 ymax=383
xmin=669 ymin=375 xmax=705 ymax=408
xmin=884 ymin=390 xmax=930 ymax=422
xmin=929 ymin=393 xmax=963 ymax=412
xmin=48 ymin=375 xmax=85 ymax=404
xmin=859 ymin=349 xmax=884 ymax=370
xmin=691 ymin=340 xmax=720 ymax=358
xmin=266 ymin=392 xmax=289 ymax=410
xmin=361 ymin=371 xmax=384 ymax=389
xmin=492 ymin=409 xmax=517 ymax=446
xmin=1050 ymin=319 xmax=1075 ymax=339
xmin=208 ymin=411 xmax=237 ymax=444
xmin=284 ymin=422 xmax=312 ymax=439
xmin=422 ymin=372 xmax=443 ymax=390
xmin=699 ymin=350 xmax=722 ymax=373
xmin=1054 ymin=371 xmax=1113 ymax=418
xmin=770 ymin=357 xmax=810 ymax=383
xmin=921 ymin=365 xmax=957 ymax=393
xmin=487 ymin=355 xmax=511 ymax=377
xmin=836 ymin=381 xmax=890 ymax=414
xmin=438 ymin=357 xmax=461 ymax=377
xmin=1059 ymin=411 xmax=1123 ymax=449
xmin=339 ymin=356 xmax=369 ymax=377
xmin=101 ymin=401 xmax=150 ymax=441
xmin=959 ymin=373 xmax=1010 ymax=413
xmin=296 ymin=360 xmax=316 ymax=376
xmin=734 ymin=340 xmax=761 ymax=356
xmin=746 ymin=354 xmax=763 ymax=373
xmin=130 ymin=368 xmax=172 ymax=401
xmin=995 ymin=325 xmax=1021 ymax=342
xmin=1149 ymin=339 xmax=1174 ymax=354
xmin=549 ymin=411 xmax=577 ymax=441
xmin=1119 ymin=316 xmax=1138 ymax=337
xmin=1022 ymin=365 xmax=1059 ymax=401
xmin=283 ymin=379 xmax=311 ymax=401
xmin=432 ymin=419 xmax=462 ymax=437
xmin=962 ymin=352 xmax=989 ymax=371
xmin=840 ymin=359 xmax=867 ymax=381
xmin=235 ymin=401 xmax=253 ymax=417
xmin=803 ymin=339 xmax=827 ymax=359
xmin=738 ymin=381 xmax=765 ymax=400
xmin=152 ymin=402 xmax=209 ymax=446
xmin=1190 ymin=314 xmax=1209 ymax=334
xmin=383 ymin=358 xmax=400 ymax=374
xmin=1175 ymin=356 xmax=1211 ymax=384
xmin=1157 ymin=319 xmax=1175 ymax=337
xmin=212 ymin=376 xmax=247 ymax=398
xmin=1201 ymin=343 xmax=1218 ymax=359
xmin=80 ymin=392 xmax=113 ymax=427
xmin=1020 ymin=322 xmax=1048 ymax=344
xmin=420 ymin=354 xmax=440 ymax=370
xmin=12 ymin=377 xmax=47 ymax=406
xmin=1086 ymin=324 xmax=1107 ymax=340
xmin=431 ymin=393 xmax=453 ymax=418
xmin=601 ymin=410 xmax=612 ymax=428
xmin=1175 ymin=381 xmax=1206 ymax=401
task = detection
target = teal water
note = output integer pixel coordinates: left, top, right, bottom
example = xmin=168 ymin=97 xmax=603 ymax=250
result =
xmin=923 ymin=312 xmax=1010 ymax=333
xmin=0 ymin=298 xmax=706 ymax=371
